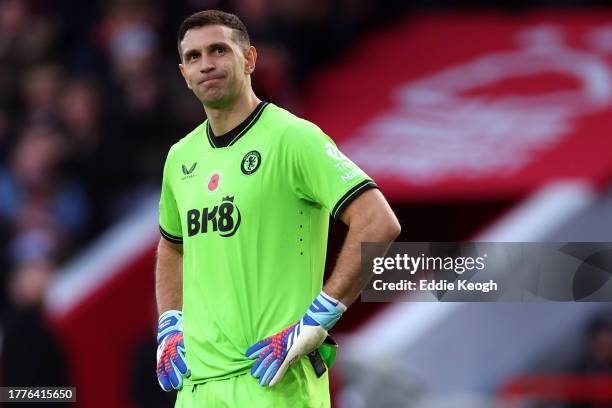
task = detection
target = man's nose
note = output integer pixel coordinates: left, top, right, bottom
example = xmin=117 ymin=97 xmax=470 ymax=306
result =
xmin=199 ymin=58 xmax=215 ymax=73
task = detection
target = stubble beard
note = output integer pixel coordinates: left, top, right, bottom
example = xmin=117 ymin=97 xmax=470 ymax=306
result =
xmin=198 ymin=79 xmax=242 ymax=110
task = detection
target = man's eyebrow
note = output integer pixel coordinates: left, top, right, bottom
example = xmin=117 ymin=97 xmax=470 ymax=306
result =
xmin=182 ymin=41 xmax=231 ymax=60
xmin=182 ymin=48 xmax=200 ymax=59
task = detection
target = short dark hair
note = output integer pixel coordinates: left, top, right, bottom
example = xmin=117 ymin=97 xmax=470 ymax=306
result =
xmin=177 ymin=10 xmax=250 ymax=57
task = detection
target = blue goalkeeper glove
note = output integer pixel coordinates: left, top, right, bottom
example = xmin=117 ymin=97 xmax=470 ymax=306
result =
xmin=245 ymin=291 xmax=346 ymax=387
xmin=156 ymin=310 xmax=190 ymax=391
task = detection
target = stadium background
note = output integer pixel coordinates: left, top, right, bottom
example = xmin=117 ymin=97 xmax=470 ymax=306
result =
xmin=2 ymin=0 xmax=612 ymax=406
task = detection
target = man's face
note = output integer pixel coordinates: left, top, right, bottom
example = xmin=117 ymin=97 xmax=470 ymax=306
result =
xmin=179 ymin=25 xmax=254 ymax=109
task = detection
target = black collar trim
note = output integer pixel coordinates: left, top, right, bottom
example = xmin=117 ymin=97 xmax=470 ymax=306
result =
xmin=205 ymin=101 xmax=268 ymax=148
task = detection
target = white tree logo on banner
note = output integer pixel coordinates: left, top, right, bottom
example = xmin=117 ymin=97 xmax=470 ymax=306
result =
xmin=342 ymin=26 xmax=612 ymax=183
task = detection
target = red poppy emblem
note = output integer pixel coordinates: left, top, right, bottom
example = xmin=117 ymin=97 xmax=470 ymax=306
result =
xmin=208 ymin=173 xmax=220 ymax=191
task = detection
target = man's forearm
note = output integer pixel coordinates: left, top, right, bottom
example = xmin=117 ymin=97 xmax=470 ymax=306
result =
xmin=156 ymin=238 xmax=183 ymax=314
xmin=322 ymin=226 xmax=365 ymax=306
xmin=323 ymin=218 xmax=399 ymax=307
xmin=323 ymin=189 xmax=401 ymax=307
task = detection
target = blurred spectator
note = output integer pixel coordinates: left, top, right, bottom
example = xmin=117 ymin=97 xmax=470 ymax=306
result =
xmin=60 ymin=78 xmax=101 ymax=149
xmin=0 ymin=0 xmax=60 ymax=110
xmin=21 ymin=64 xmax=63 ymax=126
xmin=98 ymin=1 xmax=174 ymax=188
xmin=0 ymin=124 xmax=89 ymax=264
xmin=1 ymin=258 xmax=71 ymax=389
xmin=59 ymin=77 xmax=126 ymax=235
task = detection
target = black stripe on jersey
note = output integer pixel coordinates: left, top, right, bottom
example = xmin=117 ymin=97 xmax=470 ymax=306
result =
xmin=206 ymin=101 xmax=269 ymax=148
xmin=331 ymin=180 xmax=379 ymax=220
xmin=159 ymin=226 xmax=183 ymax=244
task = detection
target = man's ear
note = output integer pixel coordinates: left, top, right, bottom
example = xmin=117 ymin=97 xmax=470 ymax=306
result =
xmin=179 ymin=63 xmax=192 ymax=90
xmin=245 ymin=46 xmax=257 ymax=75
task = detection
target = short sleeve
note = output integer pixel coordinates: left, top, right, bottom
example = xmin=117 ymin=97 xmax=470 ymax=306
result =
xmin=287 ymin=122 xmax=378 ymax=219
xmin=159 ymin=154 xmax=183 ymax=244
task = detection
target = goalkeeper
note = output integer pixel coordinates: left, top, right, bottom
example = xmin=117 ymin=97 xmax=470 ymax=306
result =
xmin=155 ymin=9 xmax=401 ymax=407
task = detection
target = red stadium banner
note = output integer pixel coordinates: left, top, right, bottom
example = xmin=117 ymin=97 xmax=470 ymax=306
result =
xmin=305 ymin=12 xmax=612 ymax=201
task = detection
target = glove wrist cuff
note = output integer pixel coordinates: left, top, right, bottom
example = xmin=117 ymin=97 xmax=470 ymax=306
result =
xmin=304 ymin=291 xmax=346 ymax=332
xmin=320 ymin=291 xmax=347 ymax=312
xmin=157 ymin=310 xmax=183 ymax=343
xmin=158 ymin=309 xmax=182 ymax=322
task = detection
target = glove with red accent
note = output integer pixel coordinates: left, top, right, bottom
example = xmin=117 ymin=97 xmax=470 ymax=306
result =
xmin=156 ymin=310 xmax=190 ymax=391
xmin=245 ymin=291 xmax=346 ymax=387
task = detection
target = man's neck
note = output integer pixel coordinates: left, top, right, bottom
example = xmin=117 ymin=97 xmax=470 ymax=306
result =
xmin=205 ymin=92 xmax=261 ymax=136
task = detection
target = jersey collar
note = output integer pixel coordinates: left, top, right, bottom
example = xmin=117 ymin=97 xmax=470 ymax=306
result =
xmin=205 ymin=101 xmax=268 ymax=148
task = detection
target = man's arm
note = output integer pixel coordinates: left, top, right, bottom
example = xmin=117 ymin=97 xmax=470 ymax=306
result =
xmin=323 ymin=188 xmax=401 ymax=306
xmin=155 ymin=238 xmax=183 ymax=314
xmin=155 ymin=237 xmax=190 ymax=391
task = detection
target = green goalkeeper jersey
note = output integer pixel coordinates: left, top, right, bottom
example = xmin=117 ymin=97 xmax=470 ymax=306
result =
xmin=159 ymin=102 xmax=376 ymax=383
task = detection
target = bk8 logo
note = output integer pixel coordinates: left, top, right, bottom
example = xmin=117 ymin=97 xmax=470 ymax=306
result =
xmin=187 ymin=196 xmax=241 ymax=238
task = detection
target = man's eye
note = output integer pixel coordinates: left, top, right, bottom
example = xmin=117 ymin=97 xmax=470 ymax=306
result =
xmin=189 ymin=54 xmax=199 ymax=61
xmin=215 ymin=47 xmax=225 ymax=55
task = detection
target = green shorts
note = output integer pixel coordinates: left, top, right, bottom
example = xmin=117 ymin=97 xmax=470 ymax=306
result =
xmin=175 ymin=358 xmax=330 ymax=408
